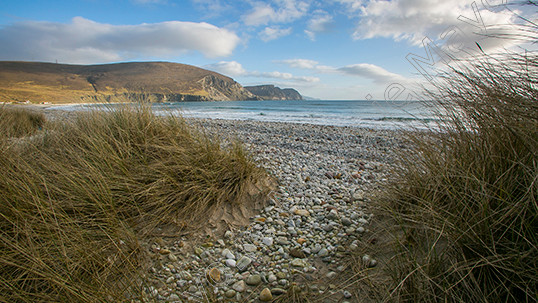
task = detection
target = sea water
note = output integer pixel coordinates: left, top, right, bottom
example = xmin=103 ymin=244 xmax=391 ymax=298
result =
xmin=53 ymin=100 xmax=440 ymax=130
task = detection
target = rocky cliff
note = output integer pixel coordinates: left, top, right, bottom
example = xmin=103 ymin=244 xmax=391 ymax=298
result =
xmin=0 ymin=61 xmax=259 ymax=104
xmin=244 ymin=85 xmax=303 ymax=100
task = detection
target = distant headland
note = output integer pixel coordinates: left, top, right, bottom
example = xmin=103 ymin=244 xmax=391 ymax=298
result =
xmin=0 ymin=61 xmax=303 ymax=104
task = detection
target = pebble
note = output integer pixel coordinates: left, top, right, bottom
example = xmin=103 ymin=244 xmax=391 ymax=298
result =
xmin=271 ymin=288 xmax=286 ymax=295
xmin=159 ymin=248 xmax=171 ymax=255
xmin=225 ymin=290 xmax=236 ymax=298
xmin=207 ymin=268 xmax=221 ymax=283
xmin=291 ymin=259 xmax=309 ymax=267
xmin=259 ymin=288 xmax=273 ymax=301
xmin=246 ymin=274 xmax=262 ymax=285
xmin=262 ymin=237 xmax=273 ymax=246
xmin=225 ymin=259 xmax=236 ymax=267
xmin=243 ymin=243 xmax=257 ymax=252
xmin=268 ymin=274 xmax=277 ymax=283
xmin=232 ymin=280 xmax=246 ymax=292
xmin=290 ymin=248 xmax=306 ymax=258
xmin=236 ymin=256 xmax=252 ymax=271
xmin=139 ymin=119 xmax=398 ymax=302
xmin=317 ymin=248 xmax=329 ymax=257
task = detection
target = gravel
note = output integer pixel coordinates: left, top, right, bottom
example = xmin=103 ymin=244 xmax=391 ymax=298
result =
xmin=137 ymin=118 xmax=405 ymax=302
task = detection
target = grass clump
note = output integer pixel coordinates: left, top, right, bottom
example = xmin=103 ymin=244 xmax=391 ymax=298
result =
xmin=0 ymin=105 xmax=265 ymax=302
xmin=379 ymin=52 xmax=537 ymax=302
xmin=0 ymin=105 xmax=46 ymax=138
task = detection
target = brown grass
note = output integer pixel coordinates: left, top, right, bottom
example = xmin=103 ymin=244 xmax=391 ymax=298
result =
xmin=0 ymin=105 xmax=266 ymax=302
xmin=0 ymin=105 xmax=46 ymax=138
xmin=355 ymin=52 xmax=538 ymax=302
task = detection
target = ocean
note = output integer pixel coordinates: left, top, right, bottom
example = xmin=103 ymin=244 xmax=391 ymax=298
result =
xmin=53 ymin=100 xmax=440 ymax=130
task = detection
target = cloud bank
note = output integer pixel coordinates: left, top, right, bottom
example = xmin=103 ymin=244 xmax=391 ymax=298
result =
xmin=242 ymin=0 xmax=310 ymax=26
xmin=204 ymin=61 xmax=320 ymax=83
xmin=352 ymin=0 xmax=519 ymax=52
xmin=0 ymin=17 xmax=240 ymax=64
xmin=278 ymin=58 xmax=407 ymax=84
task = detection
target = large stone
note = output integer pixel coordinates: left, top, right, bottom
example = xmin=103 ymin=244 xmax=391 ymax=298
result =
xmin=232 ymin=280 xmax=246 ymax=292
xmin=290 ymin=248 xmax=306 ymax=258
xmin=327 ymin=209 xmax=339 ymax=220
xmin=291 ymin=259 xmax=309 ymax=267
xmin=225 ymin=259 xmax=236 ymax=267
xmin=341 ymin=217 xmax=352 ymax=226
xmin=294 ymin=209 xmax=310 ymax=216
xmin=276 ymin=237 xmax=289 ymax=245
xmin=259 ymin=288 xmax=273 ymax=301
xmin=268 ymin=274 xmax=277 ymax=283
xmin=243 ymin=243 xmax=257 ymax=252
xmin=236 ymin=256 xmax=252 ymax=271
xmin=271 ymin=288 xmax=287 ymax=295
xmin=225 ymin=290 xmax=236 ymax=298
xmin=207 ymin=268 xmax=221 ymax=283
xmin=317 ymin=248 xmax=329 ymax=257
xmin=246 ymin=274 xmax=262 ymax=286
xmin=262 ymin=237 xmax=274 ymax=246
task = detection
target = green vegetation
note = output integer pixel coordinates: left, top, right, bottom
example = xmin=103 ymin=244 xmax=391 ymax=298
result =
xmin=0 ymin=105 xmax=265 ymax=302
xmin=359 ymin=52 xmax=537 ymax=302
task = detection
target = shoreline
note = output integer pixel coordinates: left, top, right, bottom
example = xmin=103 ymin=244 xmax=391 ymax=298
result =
xmin=8 ymin=103 xmax=405 ymax=302
xmin=5 ymin=100 xmax=434 ymax=131
xmin=142 ymin=116 xmax=403 ymax=301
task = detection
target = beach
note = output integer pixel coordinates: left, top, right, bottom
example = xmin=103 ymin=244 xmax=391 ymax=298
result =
xmin=137 ymin=118 xmax=405 ymax=302
xmin=36 ymin=106 xmax=405 ymax=302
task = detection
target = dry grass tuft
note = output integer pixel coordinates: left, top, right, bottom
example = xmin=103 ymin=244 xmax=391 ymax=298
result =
xmin=0 ymin=106 xmax=46 ymax=139
xmin=0 ymin=105 xmax=266 ymax=302
xmin=377 ymin=52 xmax=538 ymax=302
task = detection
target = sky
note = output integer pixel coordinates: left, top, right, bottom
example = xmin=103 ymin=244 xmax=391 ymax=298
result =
xmin=0 ymin=0 xmax=536 ymax=100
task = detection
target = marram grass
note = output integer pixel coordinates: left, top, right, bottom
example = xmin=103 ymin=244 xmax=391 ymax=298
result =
xmin=0 ymin=105 xmax=45 ymax=139
xmin=0 ymin=105 xmax=265 ymax=302
xmin=378 ymin=53 xmax=538 ymax=302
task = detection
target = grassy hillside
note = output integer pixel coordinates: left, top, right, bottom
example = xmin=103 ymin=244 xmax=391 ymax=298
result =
xmin=0 ymin=61 xmax=257 ymax=104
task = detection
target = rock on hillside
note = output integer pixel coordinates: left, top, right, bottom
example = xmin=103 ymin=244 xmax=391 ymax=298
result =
xmin=244 ymin=85 xmax=303 ymax=100
xmin=0 ymin=61 xmax=259 ymax=104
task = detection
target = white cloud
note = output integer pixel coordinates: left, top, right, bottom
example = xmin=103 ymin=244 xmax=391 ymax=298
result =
xmin=254 ymin=71 xmax=319 ymax=82
xmin=338 ymin=63 xmax=406 ymax=83
xmin=203 ymin=61 xmax=247 ymax=76
xmin=277 ymin=58 xmax=335 ymax=73
xmin=279 ymin=59 xmax=319 ymax=69
xmin=278 ymin=58 xmax=408 ymax=84
xmin=305 ymin=10 xmax=334 ymax=40
xmin=0 ymin=17 xmax=240 ymax=64
xmin=351 ymin=0 xmax=519 ymax=53
xmin=204 ymin=61 xmax=319 ymax=82
xmin=259 ymin=26 xmax=292 ymax=41
xmin=242 ymin=0 xmax=310 ymax=26
xmin=243 ymin=4 xmax=275 ymax=26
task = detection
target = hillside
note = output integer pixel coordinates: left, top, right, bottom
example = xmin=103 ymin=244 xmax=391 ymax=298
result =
xmin=245 ymin=85 xmax=303 ymax=100
xmin=0 ymin=61 xmax=259 ymax=104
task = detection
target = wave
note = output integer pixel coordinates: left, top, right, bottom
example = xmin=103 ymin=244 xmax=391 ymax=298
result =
xmin=364 ymin=117 xmax=441 ymax=123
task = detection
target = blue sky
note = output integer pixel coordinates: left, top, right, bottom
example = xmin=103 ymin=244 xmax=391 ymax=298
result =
xmin=0 ymin=0 xmax=535 ymax=99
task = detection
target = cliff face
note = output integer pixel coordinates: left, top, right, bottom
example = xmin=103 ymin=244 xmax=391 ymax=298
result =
xmin=244 ymin=85 xmax=302 ymax=100
xmin=198 ymin=75 xmax=258 ymax=101
xmin=0 ymin=61 xmax=258 ymax=104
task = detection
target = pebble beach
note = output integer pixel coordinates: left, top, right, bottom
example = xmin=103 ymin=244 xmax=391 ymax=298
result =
xmin=138 ymin=118 xmax=407 ymax=302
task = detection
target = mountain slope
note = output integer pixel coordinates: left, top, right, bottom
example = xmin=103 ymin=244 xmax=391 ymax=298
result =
xmin=0 ymin=61 xmax=259 ymax=103
xmin=244 ymin=85 xmax=302 ymax=100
